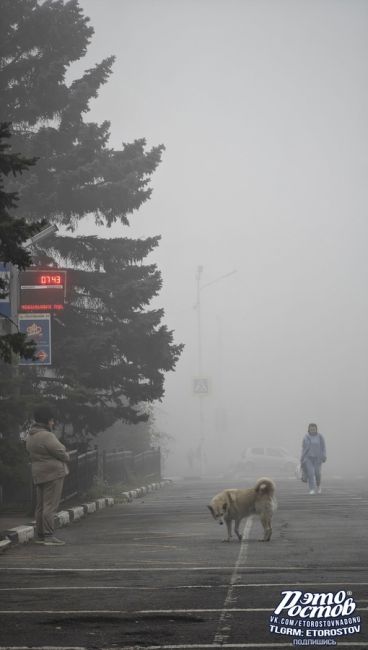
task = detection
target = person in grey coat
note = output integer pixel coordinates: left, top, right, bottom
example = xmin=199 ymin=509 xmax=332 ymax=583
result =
xmin=26 ymin=406 xmax=70 ymax=545
xmin=300 ymin=423 xmax=327 ymax=495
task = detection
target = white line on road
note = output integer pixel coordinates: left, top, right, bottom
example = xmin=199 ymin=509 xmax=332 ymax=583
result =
xmin=213 ymin=519 xmax=253 ymax=645
xmin=6 ymin=607 xmax=367 ymax=613
xmin=110 ymin=645 xmax=368 ymax=649
xmin=0 ymin=609 xmax=277 ymax=613
xmin=1 ymin=581 xmax=368 ymax=591
xmin=0 ymin=566 xmax=322 ymax=572
xmin=105 ymin=645 xmax=368 ymax=649
xmin=0 ymin=641 xmax=367 ymax=650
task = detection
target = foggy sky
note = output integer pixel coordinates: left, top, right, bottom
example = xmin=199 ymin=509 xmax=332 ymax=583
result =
xmin=75 ymin=0 xmax=368 ymax=476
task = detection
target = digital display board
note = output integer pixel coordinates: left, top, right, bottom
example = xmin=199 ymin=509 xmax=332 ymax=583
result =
xmin=19 ymin=269 xmax=67 ymax=312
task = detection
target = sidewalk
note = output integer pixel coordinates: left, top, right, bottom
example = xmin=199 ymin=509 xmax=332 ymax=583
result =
xmin=0 ymin=479 xmax=171 ymax=551
xmin=0 ymin=513 xmax=34 ymax=531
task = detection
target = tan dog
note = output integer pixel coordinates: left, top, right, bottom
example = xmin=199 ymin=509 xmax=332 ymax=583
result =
xmin=207 ymin=477 xmax=276 ymax=542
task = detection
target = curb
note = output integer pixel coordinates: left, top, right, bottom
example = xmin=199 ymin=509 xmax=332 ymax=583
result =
xmin=0 ymin=479 xmax=171 ymax=551
xmin=121 ymin=479 xmax=171 ymax=502
xmin=0 ymin=538 xmax=11 ymax=553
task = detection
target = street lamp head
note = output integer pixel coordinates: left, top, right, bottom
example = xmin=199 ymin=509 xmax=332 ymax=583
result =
xmin=24 ymin=224 xmax=58 ymax=248
xmin=196 ymin=265 xmax=204 ymax=278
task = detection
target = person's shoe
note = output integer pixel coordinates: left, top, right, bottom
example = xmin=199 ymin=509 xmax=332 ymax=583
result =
xmin=317 ymin=487 xmax=322 ymax=494
xmin=309 ymin=490 xmax=316 ymax=495
xmin=34 ymin=537 xmax=45 ymax=544
xmin=42 ymin=536 xmax=65 ymax=545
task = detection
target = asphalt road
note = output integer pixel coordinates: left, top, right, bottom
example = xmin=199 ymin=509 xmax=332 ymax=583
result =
xmin=0 ymin=476 xmax=367 ymax=649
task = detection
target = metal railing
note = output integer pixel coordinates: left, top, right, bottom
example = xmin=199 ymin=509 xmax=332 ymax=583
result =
xmin=61 ymin=448 xmax=99 ymax=502
xmin=102 ymin=448 xmax=161 ymax=486
xmin=133 ymin=449 xmax=161 ymax=481
xmin=0 ymin=446 xmax=161 ymax=509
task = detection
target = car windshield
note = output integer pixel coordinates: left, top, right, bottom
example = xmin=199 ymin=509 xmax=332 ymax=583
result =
xmin=266 ymin=448 xmax=284 ymax=457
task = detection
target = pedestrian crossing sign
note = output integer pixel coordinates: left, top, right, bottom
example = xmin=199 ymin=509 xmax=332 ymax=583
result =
xmin=193 ymin=377 xmax=210 ymax=395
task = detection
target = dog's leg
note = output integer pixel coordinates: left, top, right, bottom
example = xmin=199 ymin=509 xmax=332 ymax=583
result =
xmin=234 ymin=518 xmax=242 ymax=541
xmin=260 ymin=513 xmax=272 ymax=542
xmin=223 ymin=515 xmax=232 ymax=542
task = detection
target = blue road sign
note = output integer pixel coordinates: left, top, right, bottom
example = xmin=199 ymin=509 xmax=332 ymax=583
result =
xmin=18 ymin=313 xmax=52 ymax=365
xmin=0 ymin=262 xmax=11 ymax=319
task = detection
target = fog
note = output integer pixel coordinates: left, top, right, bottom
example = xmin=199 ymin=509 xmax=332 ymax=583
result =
xmin=75 ymin=0 xmax=368 ymax=478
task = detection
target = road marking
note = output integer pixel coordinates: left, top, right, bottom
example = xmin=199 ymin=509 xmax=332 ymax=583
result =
xmin=0 ymin=641 xmax=367 ymax=650
xmin=8 ymin=604 xmax=358 ymax=614
xmin=103 ymin=641 xmax=367 ymax=650
xmin=1 ymin=581 xmax=368 ymax=591
xmin=105 ymin=644 xmax=368 ymax=648
xmin=0 ymin=566 xmax=319 ymax=572
xmin=6 ymin=607 xmax=367 ymax=613
xmin=214 ymin=519 xmax=253 ymax=645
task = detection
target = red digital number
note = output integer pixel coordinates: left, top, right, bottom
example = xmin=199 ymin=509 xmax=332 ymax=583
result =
xmin=40 ymin=274 xmax=61 ymax=285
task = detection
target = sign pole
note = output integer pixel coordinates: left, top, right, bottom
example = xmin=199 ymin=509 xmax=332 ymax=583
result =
xmin=9 ymin=263 xmax=19 ymax=336
xmin=9 ymin=263 xmax=20 ymax=399
xmin=196 ymin=265 xmax=205 ymax=477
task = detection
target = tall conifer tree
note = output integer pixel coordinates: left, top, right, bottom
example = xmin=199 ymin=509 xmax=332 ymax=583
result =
xmin=0 ymin=0 xmax=183 ymax=441
xmin=0 ymin=121 xmax=44 ymax=363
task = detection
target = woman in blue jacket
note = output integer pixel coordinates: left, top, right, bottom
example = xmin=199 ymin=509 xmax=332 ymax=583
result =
xmin=301 ymin=423 xmax=327 ymax=495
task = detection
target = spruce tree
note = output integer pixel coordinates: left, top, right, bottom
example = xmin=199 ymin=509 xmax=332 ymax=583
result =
xmin=0 ymin=0 xmax=183 ymax=442
xmin=0 ymin=122 xmax=45 ymax=363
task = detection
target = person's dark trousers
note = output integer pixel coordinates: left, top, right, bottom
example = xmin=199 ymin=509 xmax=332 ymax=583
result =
xmin=35 ymin=477 xmax=64 ymax=539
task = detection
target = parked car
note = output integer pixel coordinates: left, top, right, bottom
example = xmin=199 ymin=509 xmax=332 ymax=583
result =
xmin=232 ymin=446 xmax=299 ymax=477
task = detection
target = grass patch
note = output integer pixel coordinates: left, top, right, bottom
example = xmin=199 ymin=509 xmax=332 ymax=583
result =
xmin=82 ymin=474 xmax=160 ymax=503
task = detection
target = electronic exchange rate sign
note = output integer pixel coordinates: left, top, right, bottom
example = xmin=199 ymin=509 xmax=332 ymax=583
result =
xmin=19 ymin=269 xmax=67 ymax=312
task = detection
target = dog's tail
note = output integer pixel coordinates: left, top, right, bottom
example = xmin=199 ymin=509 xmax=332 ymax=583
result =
xmin=254 ymin=477 xmax=275 ymax=495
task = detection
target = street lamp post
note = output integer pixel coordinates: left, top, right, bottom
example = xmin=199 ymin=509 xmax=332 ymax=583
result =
xmin=195 ymin=265 xmax=237 ymax=476
xmin=196 ymin=265 xmax=204 ymax=377
xmin=195 ymin=265 xmax=204 ymax=476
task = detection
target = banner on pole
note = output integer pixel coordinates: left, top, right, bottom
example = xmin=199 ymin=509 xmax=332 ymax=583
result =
xmin=0 ymin=263 xmax=11 ymax=319
xmin=18 ymin=313 xmax=52 ymax=365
